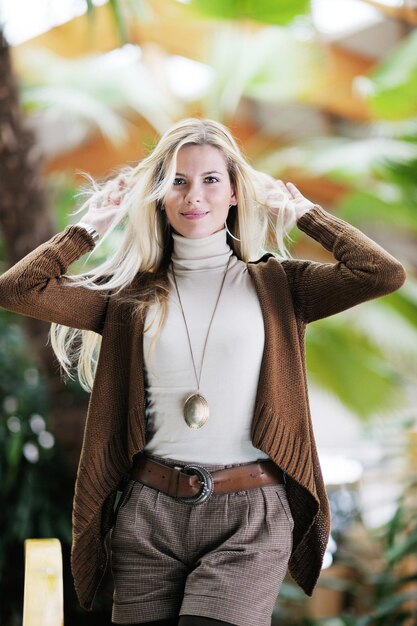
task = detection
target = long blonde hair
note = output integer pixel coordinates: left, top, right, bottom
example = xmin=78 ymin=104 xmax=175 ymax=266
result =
xmin=50 ymin=118 xmax=296 ymax=391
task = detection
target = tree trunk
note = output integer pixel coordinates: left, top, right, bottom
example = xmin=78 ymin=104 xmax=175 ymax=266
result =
xmin=0 ymin=31 xmax=53 ymax=263
xmin=0 ymin=29 xmax=86 ymax=459
xmin=0 ymin=28 xmax=55 ymax=361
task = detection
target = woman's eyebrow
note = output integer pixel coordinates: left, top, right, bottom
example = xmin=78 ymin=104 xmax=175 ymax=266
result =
xmin=175 ymin=170 xmax=223 ymax=177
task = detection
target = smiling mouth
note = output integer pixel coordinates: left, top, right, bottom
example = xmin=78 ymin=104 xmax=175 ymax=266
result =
xmin=181 ymin=211 xmax=209 ymax=218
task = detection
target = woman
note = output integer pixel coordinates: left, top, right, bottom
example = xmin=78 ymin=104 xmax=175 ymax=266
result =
xmin=0 ymin=118 xmax=406 ymax=626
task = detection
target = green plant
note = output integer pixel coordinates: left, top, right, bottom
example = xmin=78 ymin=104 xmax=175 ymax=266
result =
xmin=326 ymin=477 xmax=417 ymax=626
xmin=202 ymin=24 xmax=322 ymax=120
xmin=273 ymin=472 xmax=417 ymax=626
xmin=0 ymin=311 xmax=68 ymax=623
xmin=0 ymin=310 xmax=113 ymax=626
xmin=185 ymin=0 xmax=310 ymax=25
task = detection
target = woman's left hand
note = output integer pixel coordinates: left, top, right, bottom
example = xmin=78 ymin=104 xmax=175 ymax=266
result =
xmin=272 ymin=180 xmax=316 ymax=220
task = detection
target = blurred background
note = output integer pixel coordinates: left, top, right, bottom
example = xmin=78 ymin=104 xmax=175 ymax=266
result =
xmin=0 ymin=1 xmax=416 ymax=624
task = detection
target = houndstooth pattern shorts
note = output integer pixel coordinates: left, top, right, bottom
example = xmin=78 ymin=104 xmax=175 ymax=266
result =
xmin=111 ymin=453 xmax=294 ymax=626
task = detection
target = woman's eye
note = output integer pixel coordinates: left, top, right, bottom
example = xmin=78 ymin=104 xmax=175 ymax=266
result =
xmin=205 ymin=176 xmax=219 ymax=183
xmin=173 ymin=177 xmax=186 ymax=185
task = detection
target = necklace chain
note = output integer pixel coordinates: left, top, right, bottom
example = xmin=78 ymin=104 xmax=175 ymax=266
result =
xmin=171 ymin=255 xmax=232 ymax=393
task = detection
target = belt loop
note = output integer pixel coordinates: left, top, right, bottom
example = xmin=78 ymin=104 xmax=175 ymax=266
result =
xmin=167 ymin=466 xmax=181 ymax=497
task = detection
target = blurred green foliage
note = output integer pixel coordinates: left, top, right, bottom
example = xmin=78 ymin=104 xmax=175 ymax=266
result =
xmin=315 ymin=479 xmax=417 ymax=626
xmin=273 ymin=475 xmax=417 ymax=626
xmin=359 ymin=29 xmax=417 ymax=121
xmin=0 ymin=311 xmax=70 ymax=624
xmin=187 ymin=0 xmax=310 ymax=24
xmin=306 ymin=316 xmax=406 ymax=420
xmin=0 ymin=311 xmax=112 ymax=626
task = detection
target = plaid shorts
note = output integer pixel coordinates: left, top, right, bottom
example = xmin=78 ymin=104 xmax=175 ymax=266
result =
xmin=111 ymin=453 xmax=294 ymax=626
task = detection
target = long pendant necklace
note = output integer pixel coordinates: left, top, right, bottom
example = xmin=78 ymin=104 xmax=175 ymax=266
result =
xmin=171 ymin=255 xmax=231 ymax=429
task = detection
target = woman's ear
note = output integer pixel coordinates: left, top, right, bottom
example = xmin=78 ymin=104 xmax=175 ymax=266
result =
xmin=226 ymin=204 xmax=238 ymax=226
xmin=230 ymin=188 xmax=237 ymax=206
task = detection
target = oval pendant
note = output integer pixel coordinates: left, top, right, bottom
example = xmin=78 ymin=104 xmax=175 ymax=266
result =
xmin=184 ymin=393 xmax=209 ymax=429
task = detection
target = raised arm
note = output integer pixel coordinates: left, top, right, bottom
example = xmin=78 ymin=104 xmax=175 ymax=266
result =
xmin=281 ymin=204 xmax=407 ymax=324
xmin=0 ymin=175 xmax=129 ymax=331
xmin=0 ymin=225 xmax=108 ymax=333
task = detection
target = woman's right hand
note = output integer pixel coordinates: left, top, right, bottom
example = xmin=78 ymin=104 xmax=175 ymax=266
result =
xmin=77 ymin=176 xmax=127 ymax=237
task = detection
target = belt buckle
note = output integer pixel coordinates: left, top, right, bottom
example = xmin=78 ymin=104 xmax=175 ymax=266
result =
xmin=176 ymin=464 xmax=214 ymax=506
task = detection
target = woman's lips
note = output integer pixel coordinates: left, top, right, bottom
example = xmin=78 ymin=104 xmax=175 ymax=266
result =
xmin=181 ymin=211 xmax=209 ymax=220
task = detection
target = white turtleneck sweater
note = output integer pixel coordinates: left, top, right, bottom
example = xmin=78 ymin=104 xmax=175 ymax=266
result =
xmin=142 ymin=228 xmax=270 ymax=464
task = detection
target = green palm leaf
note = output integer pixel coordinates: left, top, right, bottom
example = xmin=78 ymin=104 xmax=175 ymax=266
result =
xmin=306 ymin=314 xmax=408 ymax=419
xmin=337 ymin=296 xmax=417 ymax=378
xmin=258 ymin=136 xmax=417 ymax=182
xmin=255 ymin=136 xmax=417 ymax=232
xmin=355 ymin=29 xmax=417 ymax=120
xmin=17 ymin=45 xmax=179 ymax=140
xmin=203 ymin=25 xmax=321 ymax=119
xmin=23 ymin=85 xmax=128 ymax=144
xmin=337 ymin=190 xmax=417 ymax=234
xmin=187 ymin=0 xmax=310 ymax=24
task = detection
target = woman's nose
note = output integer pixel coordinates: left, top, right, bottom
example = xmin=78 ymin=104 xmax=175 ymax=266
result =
xmin=184 ymin=183 xmax=202 ymax=204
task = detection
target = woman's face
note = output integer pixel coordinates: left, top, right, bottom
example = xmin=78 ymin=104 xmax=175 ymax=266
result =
xmin=163 ymin=144 xmax=237 ymax=239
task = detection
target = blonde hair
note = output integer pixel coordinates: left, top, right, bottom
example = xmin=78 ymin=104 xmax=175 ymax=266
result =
xmin=51 ymin=118 xmax=296 ymax=390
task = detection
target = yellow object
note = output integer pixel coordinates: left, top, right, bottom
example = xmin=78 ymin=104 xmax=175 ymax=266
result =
xmin=23 ymin=539 xmax=64 ymax=626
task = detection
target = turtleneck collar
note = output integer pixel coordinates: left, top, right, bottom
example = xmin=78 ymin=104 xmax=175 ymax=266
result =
xmin=171 ymin=227 xmax=233 ymax=271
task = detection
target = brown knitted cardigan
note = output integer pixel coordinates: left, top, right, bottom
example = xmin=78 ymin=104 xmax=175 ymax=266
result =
xmin=0 ymin=205 xmax=406 ymax=609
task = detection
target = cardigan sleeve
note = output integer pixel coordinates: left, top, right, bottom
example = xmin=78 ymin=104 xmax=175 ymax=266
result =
xmin=281 ymin=204 xmax=407 ymax=324
xmin=0 ymin=225 xmax=108 ymax=333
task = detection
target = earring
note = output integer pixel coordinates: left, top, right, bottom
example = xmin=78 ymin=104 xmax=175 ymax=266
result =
xmin=225 ymin=221 xmax=241 ymax=242
xmin=154 ymin=211 xmax=166 ymax=249
xmin=226 ymin=204 xmax=240 ymax=242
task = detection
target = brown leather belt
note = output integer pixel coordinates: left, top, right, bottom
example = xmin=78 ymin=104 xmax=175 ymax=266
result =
xmin=130 ymin=453 xmax=285 ymax=506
